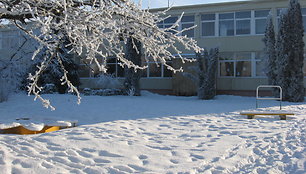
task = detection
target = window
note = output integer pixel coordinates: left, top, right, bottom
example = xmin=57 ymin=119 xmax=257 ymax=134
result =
xmin=106 ymin=57 xmax=124 ymax=77
xmin=255 ymin=10 xmax=270 ymax=34
xmin=219 ymin=13 xmax=234 ymax=36
xmin=219 ymin=52 xmax=254 ymax=77
xmin=235 ymin=52 xmax=252 ymax=77
xmin=79 ymin=57 xmax=124 ymax=78
xmin=235 ymin=11 xmax=251 ymax=35
xmin=219 ymin=11 xmax=251 ymax=36
xmin=181 ymin=15 xmax=195 ymax=37
xmin=158 ymin=16 xmax=178 ymax=34
xmin=159 ymin=15 xmax=195 ymax=37
xmin=142 ymin=59 xmax=173 ymax=78
xmin=201 ymin=14 xmax=215 ymax=37
xmin=255 ymin=52 xmax=266 ymax=77
xmin=219 ymin=52 xmax=235 ymax=76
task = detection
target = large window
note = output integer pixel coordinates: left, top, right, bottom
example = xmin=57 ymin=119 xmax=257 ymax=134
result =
xmin=255 ymin=10 xmax=270 ymax=34
xmin=219 ymin=13 xmax=235 ymax=36
xmin=219 ymin=52 xmax=235 ymax=76
xmin=235 ymin=11 xmax=251 ymax=35
xmin=158 ymin=15 xmax=195 ymax=37
xmin=255 ymin=52 xmax=266 ymax=77
xmin=142 ymin=60 xmax=172 ymax=78
xmin=219 ymin=52 xmax=259 ymax=77
xmin=79 ymin=57 xmax=124 ymax=78
xmin=235 ymin=52 xmax=252 ymax=77
xmin=201 ymin=14 xmax=216 ymax=37
xmin=181 ymin=15 xmax=195 ymax=37
xmin=219 ymin=11 xmax=251 ymax=36
xmin=158 ymin=16 xmax=178 ymax=34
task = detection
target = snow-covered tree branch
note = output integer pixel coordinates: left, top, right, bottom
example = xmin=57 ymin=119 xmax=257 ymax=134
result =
xmin=0 ymin=0 xmax=202 ymax=109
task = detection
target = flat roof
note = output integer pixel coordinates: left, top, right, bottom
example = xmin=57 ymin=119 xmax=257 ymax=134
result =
xmin=149 ymin=0 xmax=286 ymax=12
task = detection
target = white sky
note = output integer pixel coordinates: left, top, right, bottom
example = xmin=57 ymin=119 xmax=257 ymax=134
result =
xmin=134 ymin=0 xmax=250 ymax=9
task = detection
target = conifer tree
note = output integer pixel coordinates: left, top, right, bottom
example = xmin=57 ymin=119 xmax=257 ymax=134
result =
xmin=263 ymin=14 xmax=277 ymax=87
xmin=124 ymin=37 xmax=142 ymax=96
xmin=276 ymin=0 xmax=304 ymax=102
xmin=197 ymin=48 xmax=218 ymax=100
xmin=286 ymin=0 xmax=305 ymax=102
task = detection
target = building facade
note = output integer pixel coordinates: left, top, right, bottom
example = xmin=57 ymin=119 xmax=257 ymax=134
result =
xmin=80 ymin=0 xmax=306 ymax=95
xmin=1 ymin=0 xmax=306 ymax=96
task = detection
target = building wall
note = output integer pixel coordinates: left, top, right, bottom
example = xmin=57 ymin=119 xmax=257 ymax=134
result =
xmin=1 ymin=0 xmax=306 ymax=95
xmin=141 ymin=0 xmax=306 ymax=95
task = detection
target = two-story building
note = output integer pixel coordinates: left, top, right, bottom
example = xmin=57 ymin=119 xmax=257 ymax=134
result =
xmin=1 ymin=0 xmax=306 ymax=96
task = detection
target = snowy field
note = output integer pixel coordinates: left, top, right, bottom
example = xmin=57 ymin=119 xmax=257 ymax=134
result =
xmin=0 ymin=91 xmax=305 ymax=173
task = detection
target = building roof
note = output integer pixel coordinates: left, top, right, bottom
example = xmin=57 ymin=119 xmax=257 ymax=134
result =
xmin=149 ymin=0 xmax=288 ymax=12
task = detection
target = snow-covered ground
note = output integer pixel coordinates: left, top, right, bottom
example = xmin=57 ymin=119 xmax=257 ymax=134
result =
xmin=0 ymin=91 xmax=305 ymax=173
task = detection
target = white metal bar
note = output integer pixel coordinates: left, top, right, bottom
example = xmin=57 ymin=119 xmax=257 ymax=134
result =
xmin=256 ymin=85 xmax=282 ymax=110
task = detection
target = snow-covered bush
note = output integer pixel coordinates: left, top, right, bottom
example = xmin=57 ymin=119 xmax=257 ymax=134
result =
xmin=82 ymin=88 xmax=123 ymax=96
xmin=0 ymin=75 xmax=9 ymax=102
xmin=183 ymin=48 xmax=219 ymax=100
xmin=96 ymin=74 xmax=122 ymax=89
xmin=23 ymin=48 xmax=80 ymax=94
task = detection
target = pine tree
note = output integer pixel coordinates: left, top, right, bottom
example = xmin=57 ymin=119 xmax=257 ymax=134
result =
xmin=197 ymin=48 xmax=218 ymax=100
xmin=124 ymin=37 xmax=142 ymax=96
xmin=23 ymin=37 xmax=80 ymax=94
xmin=286 ymin=0 xmax=305 ymax=102
xmin=277 ymin=9 xmax=292 ymax=101
xmin=263 ymin=14 xmax=277 ymax=87
xmin=276 ymin=0 xmax=304 ymax=102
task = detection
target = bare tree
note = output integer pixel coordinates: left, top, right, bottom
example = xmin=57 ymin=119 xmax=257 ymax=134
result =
xmin=0 ymin=0 xmax=202 ymax=109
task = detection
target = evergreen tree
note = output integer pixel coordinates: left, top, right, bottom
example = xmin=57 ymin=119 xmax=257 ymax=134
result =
xmin=263 ymin=14 xmax=277 ymax=87
xmin=124 ymin=37 xmax=142 ymax=96
xmin=23 ymin=37 xmax=80 ymax=94
xmin=286 ymin=0 xmax=305 ymax=102
xmin=197 ymin=48 xmax=218 ymax=100
xmin=276 ymin=0 xmax=304 ymax=102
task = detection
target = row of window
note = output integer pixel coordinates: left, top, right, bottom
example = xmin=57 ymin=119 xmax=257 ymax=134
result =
xmin=79 ymin=58 xmax=173 ymax=78
xmin=79 ymin=52 xmax=306 ymax=79
xmin=219 ymin=52 xmax=306 ymax=78
xmin=159 ymin=7 xmax=306 ymax=38
xmin=202 ymin=10 xmax=270 ymax=37
xmin=219 ymin=52 xmax=265 ymax=78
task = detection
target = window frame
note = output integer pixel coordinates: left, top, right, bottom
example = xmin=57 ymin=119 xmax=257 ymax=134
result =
xmin=201 ymin=13 xmax=216 ymax=37
xmin=254 ymin=9 xmax=270 ymax=35
xmin=218 ymin=52 xmax=265 ymax=78
xmin=235 ymin=11 xmax=252 ymax=36
xmin=180 ymin=15 xmax=195 ymax=38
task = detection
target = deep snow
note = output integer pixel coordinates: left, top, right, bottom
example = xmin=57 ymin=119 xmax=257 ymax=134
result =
xmin=0 ymin=91 xmax=305 ymax=173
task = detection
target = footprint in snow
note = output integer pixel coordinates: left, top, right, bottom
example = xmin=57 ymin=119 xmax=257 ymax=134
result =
xmin=99 ymin=150 xmax=122 ymax=157
xmin=138 ymin=155 xmax=148 ymax=160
